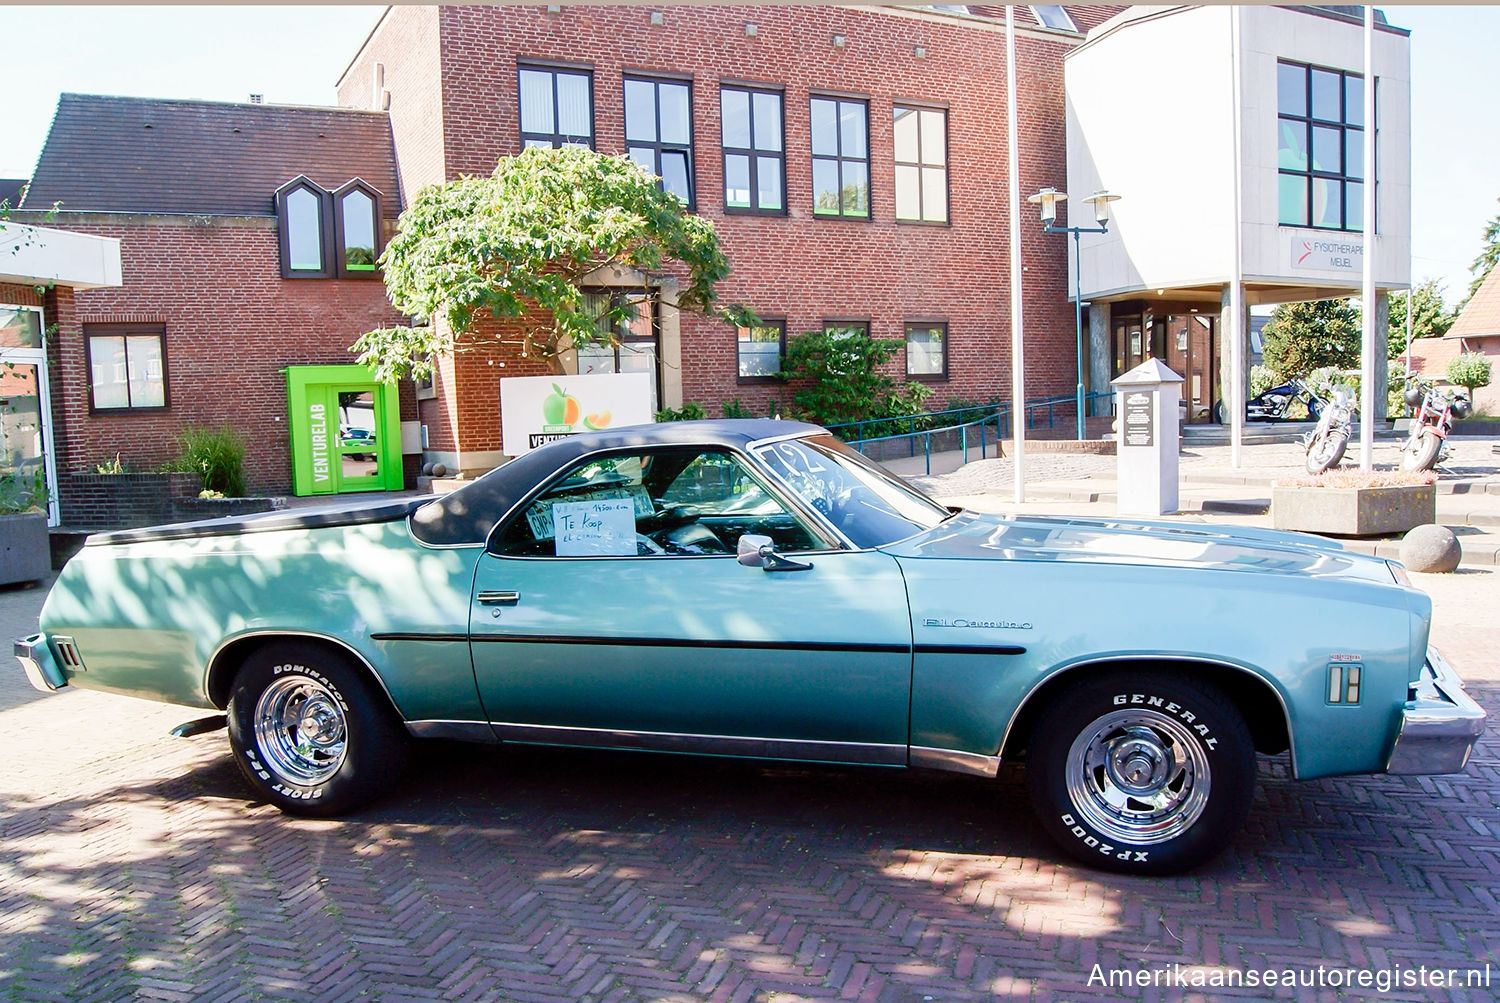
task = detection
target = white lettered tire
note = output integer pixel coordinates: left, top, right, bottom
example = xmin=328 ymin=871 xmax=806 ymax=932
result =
xmin=1026 ymin=671 xmax=1255 ymax=874
xmin=227 ymin=641 xmax=409 ymax=816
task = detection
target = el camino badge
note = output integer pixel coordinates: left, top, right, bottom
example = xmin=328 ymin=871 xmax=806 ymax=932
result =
xmin=924 ymin=617 xmax=1033 ymax=630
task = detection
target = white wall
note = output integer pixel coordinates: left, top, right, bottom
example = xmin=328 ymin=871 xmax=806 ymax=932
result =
xmin=1065 ymin=5 xmax=1411 ymax=300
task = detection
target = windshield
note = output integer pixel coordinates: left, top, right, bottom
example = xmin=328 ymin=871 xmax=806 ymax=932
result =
xmin=752 ymin=434 xmax=952 ymax=548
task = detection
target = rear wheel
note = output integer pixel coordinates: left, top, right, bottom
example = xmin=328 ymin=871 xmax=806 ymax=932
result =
xmin=1026 ymin=671 xmax=1255 ymax=874
xmin=1402 ymin=428 xmax=1442 ymax=472
xmin=227 ymin=641 xmax=408 ymax=816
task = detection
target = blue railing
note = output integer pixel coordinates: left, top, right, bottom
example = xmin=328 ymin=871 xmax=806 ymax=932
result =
xmin=827 ymin=391 xmax=1114 ymax=475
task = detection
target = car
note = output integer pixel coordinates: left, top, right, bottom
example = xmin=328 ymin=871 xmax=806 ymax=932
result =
xmin=16 ymin=419 xmax=1486 ymax=873
xmin=339 ymin=426 xmax=377 ymax=459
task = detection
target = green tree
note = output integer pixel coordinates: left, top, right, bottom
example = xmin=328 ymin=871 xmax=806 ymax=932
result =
xmin=1387 ymin=279 xmax=1455 ymax=358
xmin=1446 ymin=351 xmax=1493 ymax=399
xmin=1261 ymin=298 xmax=1361 ymax=378
xmin=354 ymin=146 xmax=750 ymax=380
xmin=1464 ymin=199 xmax=1500 ymax=306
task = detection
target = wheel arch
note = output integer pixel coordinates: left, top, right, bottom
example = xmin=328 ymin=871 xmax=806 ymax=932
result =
xmin=205 ymin=630 xmax=402 ymax=717
xmin=1000 ymin=656 xmax=1293 ymax=770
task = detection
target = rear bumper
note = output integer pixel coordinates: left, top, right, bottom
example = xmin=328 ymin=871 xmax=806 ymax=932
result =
xmin=1386 ymin=647 xmax=1487 ymax=775
xmin=15 ymin=634 xmax=66 ymax=693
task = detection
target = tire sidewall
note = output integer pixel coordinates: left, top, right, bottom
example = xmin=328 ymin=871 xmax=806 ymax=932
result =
xmin=1027 ymin=673 xmax=1254 ymax=875
xmin=227 ymin=644 xmax=398 ymax=816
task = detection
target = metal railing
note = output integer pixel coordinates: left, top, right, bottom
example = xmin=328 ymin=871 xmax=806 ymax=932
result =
xmin=827 ymin=391 xmax=1114 ymax=475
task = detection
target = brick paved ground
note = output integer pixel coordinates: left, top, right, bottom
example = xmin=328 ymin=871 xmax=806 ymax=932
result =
xmin=1 ymin=575 xmax=1497 ymax=1001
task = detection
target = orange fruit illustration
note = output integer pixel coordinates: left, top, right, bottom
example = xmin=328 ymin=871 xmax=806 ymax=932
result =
xmin=583 ymin=411 xmax=613 ymax=430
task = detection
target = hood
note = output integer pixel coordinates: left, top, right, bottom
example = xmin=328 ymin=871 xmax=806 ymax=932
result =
xmin=881 ymin=512 xmax=1398 ymax=585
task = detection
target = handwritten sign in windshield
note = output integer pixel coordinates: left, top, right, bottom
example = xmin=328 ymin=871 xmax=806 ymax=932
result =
xmin=552 ymin=498 xmax=637 ymax=556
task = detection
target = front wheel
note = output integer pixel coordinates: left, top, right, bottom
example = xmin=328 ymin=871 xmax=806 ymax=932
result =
xmin=1026 ymin=671 xmax=1255 ymax=874
xmin=227 ymin=641 xmax=409 ymax=816
xmin=1401 ymin=428 xmax=1442 ymax=472
xmin=1305 ymin=430 xmax=1348 ymax=474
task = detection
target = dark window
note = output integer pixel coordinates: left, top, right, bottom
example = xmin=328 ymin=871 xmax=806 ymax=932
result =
xmin=721 ymin=84 xmax=785 ymax=213
xmin=811 ymin=97 xmax=870 ymax=218
xmin=518 ymin=65 xmax=594 ymax=149
xmin=737 ymin=319 xmax=785 ymax=382
xmin=275 ymin=177 xmax=333 ymax=278
xmin=893 ymin=105 xmax=948 ymax=223
xmin=579 ymin=289 xmax=661 ymax=411
xmin=332 ymin=179 xmax=383 ymax=278
xmin=624 ymin=77 xmax=694 ymax=206
xmin=905 ymin=321 xmax=947 ymax=380
xmin=823 ymin=320 xmax=869 ymax=341
xmin=84 ymin=323 xmax=168 ymax=411
xmin=1277 ymin=60 xmax=1370 ymax=232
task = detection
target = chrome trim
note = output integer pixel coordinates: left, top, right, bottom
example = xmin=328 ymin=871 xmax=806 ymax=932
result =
xmin=202 ymin=629 xmax=402 ymax=713
xmin=999 ymin=654 xmax=1301 ymax=778
xmin=406 ymin=720 xmax=500 ymax=743
xmin=15 ymin=634 xmax=66 ymax=692
xmin=1386 ymin=646 xmax=1487 ymax=775
xmin=909 ymin=746 xmax=1000 ymax=777
xmin=489 ymin=721 xmax=907 ymax=766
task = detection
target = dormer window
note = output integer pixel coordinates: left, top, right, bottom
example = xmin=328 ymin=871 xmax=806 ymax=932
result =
xmin=1031 ymin=6 xmax=1077 ymax=31
xmin=275 ymin=176 xmax=384 ymax=279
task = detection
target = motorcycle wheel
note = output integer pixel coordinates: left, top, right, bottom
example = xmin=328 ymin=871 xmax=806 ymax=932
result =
xmin=1305 ymin=431 xmax=1348 ymax=474
xmin=1402 ymin=428 xmax=1442 ymax=472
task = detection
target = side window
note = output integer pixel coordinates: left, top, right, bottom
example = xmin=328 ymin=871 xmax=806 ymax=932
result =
xmin=491 ymin=449 xmax=822 ymax=558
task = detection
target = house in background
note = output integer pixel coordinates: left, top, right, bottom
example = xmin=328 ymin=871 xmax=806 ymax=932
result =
xmin=1432 ymin=266 xmax=1500 ymax=414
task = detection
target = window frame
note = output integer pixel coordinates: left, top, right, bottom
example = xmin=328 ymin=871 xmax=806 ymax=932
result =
xmin=736 ymin=317 xmax=786 ymax=384
xmin=891 ymin=103 xmax=950 ymax=225
xmin=623 ymin=74 xmax=696 ymax=209
xmin=1276 ymin=59 xmax=1372 ymax=233
xmin=331 ymin=178 xmax=384 ymax=279
xmin=720 ymin=82 xmax=787 ymax=216
xmin=83 ymin=322 xmax=170 ymax=413
xmin=274 ymin=176 xmax=335 ymax=279
xmin=578 ymin=288 xmax=663 ymax=408
xmin=517 ymin=62 xmax=596 ymax=150
xmin=904 ymin=320 xmax=949 ymax=381
xmin=810 ymin=94 xmax=872 ymax=220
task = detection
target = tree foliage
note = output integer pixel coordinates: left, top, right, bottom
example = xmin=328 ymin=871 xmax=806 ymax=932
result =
xmin=354 ymin=146 xmax=749 ymax=380
xmin=780 ymin=330 xmax=931 ymax=427
xmin=1261 ymin=298 xmax=1361 ymax=378
xmin=1387 ymin=279 xmax=1455 ymax=358
xmin=1446 ymin=351 xmax=1493 ymax=397
xmin=1465 ymin=199 xmax=1500 ymax=306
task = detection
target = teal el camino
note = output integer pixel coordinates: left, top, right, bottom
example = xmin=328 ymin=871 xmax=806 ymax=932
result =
xmin=16 ymin=420 xmax=1486 ymax=873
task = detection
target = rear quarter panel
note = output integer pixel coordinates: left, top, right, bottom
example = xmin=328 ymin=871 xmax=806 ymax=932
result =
xmin=40 ymin=521 xmax=483 ymax=721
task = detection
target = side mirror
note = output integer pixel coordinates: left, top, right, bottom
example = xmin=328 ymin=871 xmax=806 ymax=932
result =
xmin=736 ymin=534 xmax=812 ymax=572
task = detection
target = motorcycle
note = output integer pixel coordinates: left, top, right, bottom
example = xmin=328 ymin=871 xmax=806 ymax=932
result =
xmin=1214 ymin=379 xmax=1324 ymax=423
xmin=1303 ymin=383 xmax=1355 ymax=474
xmin=1400 ymin=378 xmax=1471 ymax=472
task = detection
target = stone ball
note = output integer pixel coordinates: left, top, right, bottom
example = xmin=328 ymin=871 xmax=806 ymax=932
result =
xmin=420 ymin=462 xmax=434 ymax=476
xmin=430 ymin=463 xmax=448 ymax=478
xmin=1399 ymin=524 xmax=1461 ymax=574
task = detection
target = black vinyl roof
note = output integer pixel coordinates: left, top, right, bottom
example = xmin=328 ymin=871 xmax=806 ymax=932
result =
xmin=410 ymin=419 xmax=822 ymax=547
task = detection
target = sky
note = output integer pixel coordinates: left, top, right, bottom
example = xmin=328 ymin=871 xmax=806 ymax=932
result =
xmin=5 ymin=4 xmax=1497 ymax=308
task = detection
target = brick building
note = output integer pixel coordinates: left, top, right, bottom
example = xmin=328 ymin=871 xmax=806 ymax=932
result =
xmin=15 ymin=4 xmax=1121 ymax=517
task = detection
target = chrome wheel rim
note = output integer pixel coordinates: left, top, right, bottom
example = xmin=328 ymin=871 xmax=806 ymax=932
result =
xmin=1065 ymin=708 xmax=1210 ymax=845
xmin=252 ymin=676 xmax=348 ymax=785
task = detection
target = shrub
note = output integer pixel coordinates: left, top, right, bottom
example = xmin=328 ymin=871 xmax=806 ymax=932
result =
xmin=780 ymin=329 xmax=932 ymax=432
xmin=1249 ymin=364 xmax=1280 ymax=400
xmin=654 ymin=402 xmax=707 ymax=422
xmin=166 ymin=426 xmax=247 ymax=497
xmin=1276 ymin=468 xmax=1436 ymax=488
xmin=720 ymin=398 xmax=756 ymax=419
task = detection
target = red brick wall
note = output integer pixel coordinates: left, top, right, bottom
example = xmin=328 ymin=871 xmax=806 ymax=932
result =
xmin=417 ymin=4 xmax=1077 ymax=443
xmin=44 ymin=215 xmax=404 ymax=499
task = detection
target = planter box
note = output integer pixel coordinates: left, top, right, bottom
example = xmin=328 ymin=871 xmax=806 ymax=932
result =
xmin=1272 ymin=483 xmax=1436 ymax=537
xmin=0 ymin=512 xmax=52 ymax=584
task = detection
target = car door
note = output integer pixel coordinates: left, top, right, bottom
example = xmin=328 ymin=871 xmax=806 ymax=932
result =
xmin=468 ymin=445 xmax=913 ymax=764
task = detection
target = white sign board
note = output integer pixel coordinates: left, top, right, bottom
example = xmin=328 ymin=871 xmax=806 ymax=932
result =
xmin=1288 ymin=233 xmax=1364 ymax=273
xmin=500 ymin=373 xmax=653 ymax=455
xmin=552 ymin=498 xmax=637 ymax=556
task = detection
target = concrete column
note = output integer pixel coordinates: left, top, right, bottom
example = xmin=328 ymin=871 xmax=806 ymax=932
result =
xmin=1218 ymin=283 xmax=1251 ymax=423
xmin=1372 ymin=290 xmax=1390 ymax=420
xmin=1089 ymin=301 xmax=1111 ymax=417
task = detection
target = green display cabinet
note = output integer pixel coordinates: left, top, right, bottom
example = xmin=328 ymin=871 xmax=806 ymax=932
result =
xmin=286 ymin=365 xmax=404 ymax=496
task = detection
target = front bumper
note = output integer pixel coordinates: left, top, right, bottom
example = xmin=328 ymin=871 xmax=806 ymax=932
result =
xmin=15 ymin=634 xmax=66 ymax=693
xmin=1386 ymin=647 xmax=1487 ymax=775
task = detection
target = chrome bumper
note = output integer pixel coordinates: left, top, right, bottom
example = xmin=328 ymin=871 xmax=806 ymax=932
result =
xmin=15 ymin=634 xmax=66 ymax=693
xmin=1386 ymin=647 xmax=1487 ymax=775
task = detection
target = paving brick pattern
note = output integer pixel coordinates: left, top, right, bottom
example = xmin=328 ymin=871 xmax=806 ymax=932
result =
xmin=1 ymin=663 xmax=1496 ymax=1002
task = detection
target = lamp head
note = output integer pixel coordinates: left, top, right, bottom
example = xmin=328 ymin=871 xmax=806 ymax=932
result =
xmin=1082 ymin=190 xmax=1121 ymax=225
xmin=1026 ymin=187 xmax=1067 ymax=225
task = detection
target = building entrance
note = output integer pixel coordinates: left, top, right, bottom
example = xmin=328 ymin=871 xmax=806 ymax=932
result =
xmin=1111 ymin=310 xmax=1218 ymax=424
xmin=0 ymin=306 xmax=59 ymax=524
xmin=286 ymin=365 xmax=404 ymax=496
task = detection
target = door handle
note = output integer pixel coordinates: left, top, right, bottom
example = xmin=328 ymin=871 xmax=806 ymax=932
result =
xmin=477 ymin=590 xmax=521 ymax=606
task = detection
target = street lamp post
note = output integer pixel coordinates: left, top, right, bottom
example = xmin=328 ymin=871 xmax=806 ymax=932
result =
xmin=1027 ymin=187 xmax=1120 ymax=440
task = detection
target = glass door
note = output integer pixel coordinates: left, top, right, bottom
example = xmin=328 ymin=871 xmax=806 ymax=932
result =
xmin=331 ymin=387 xmax=385 ymax=493
xmin=0 ymin=306 xmax=57 ymax=524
